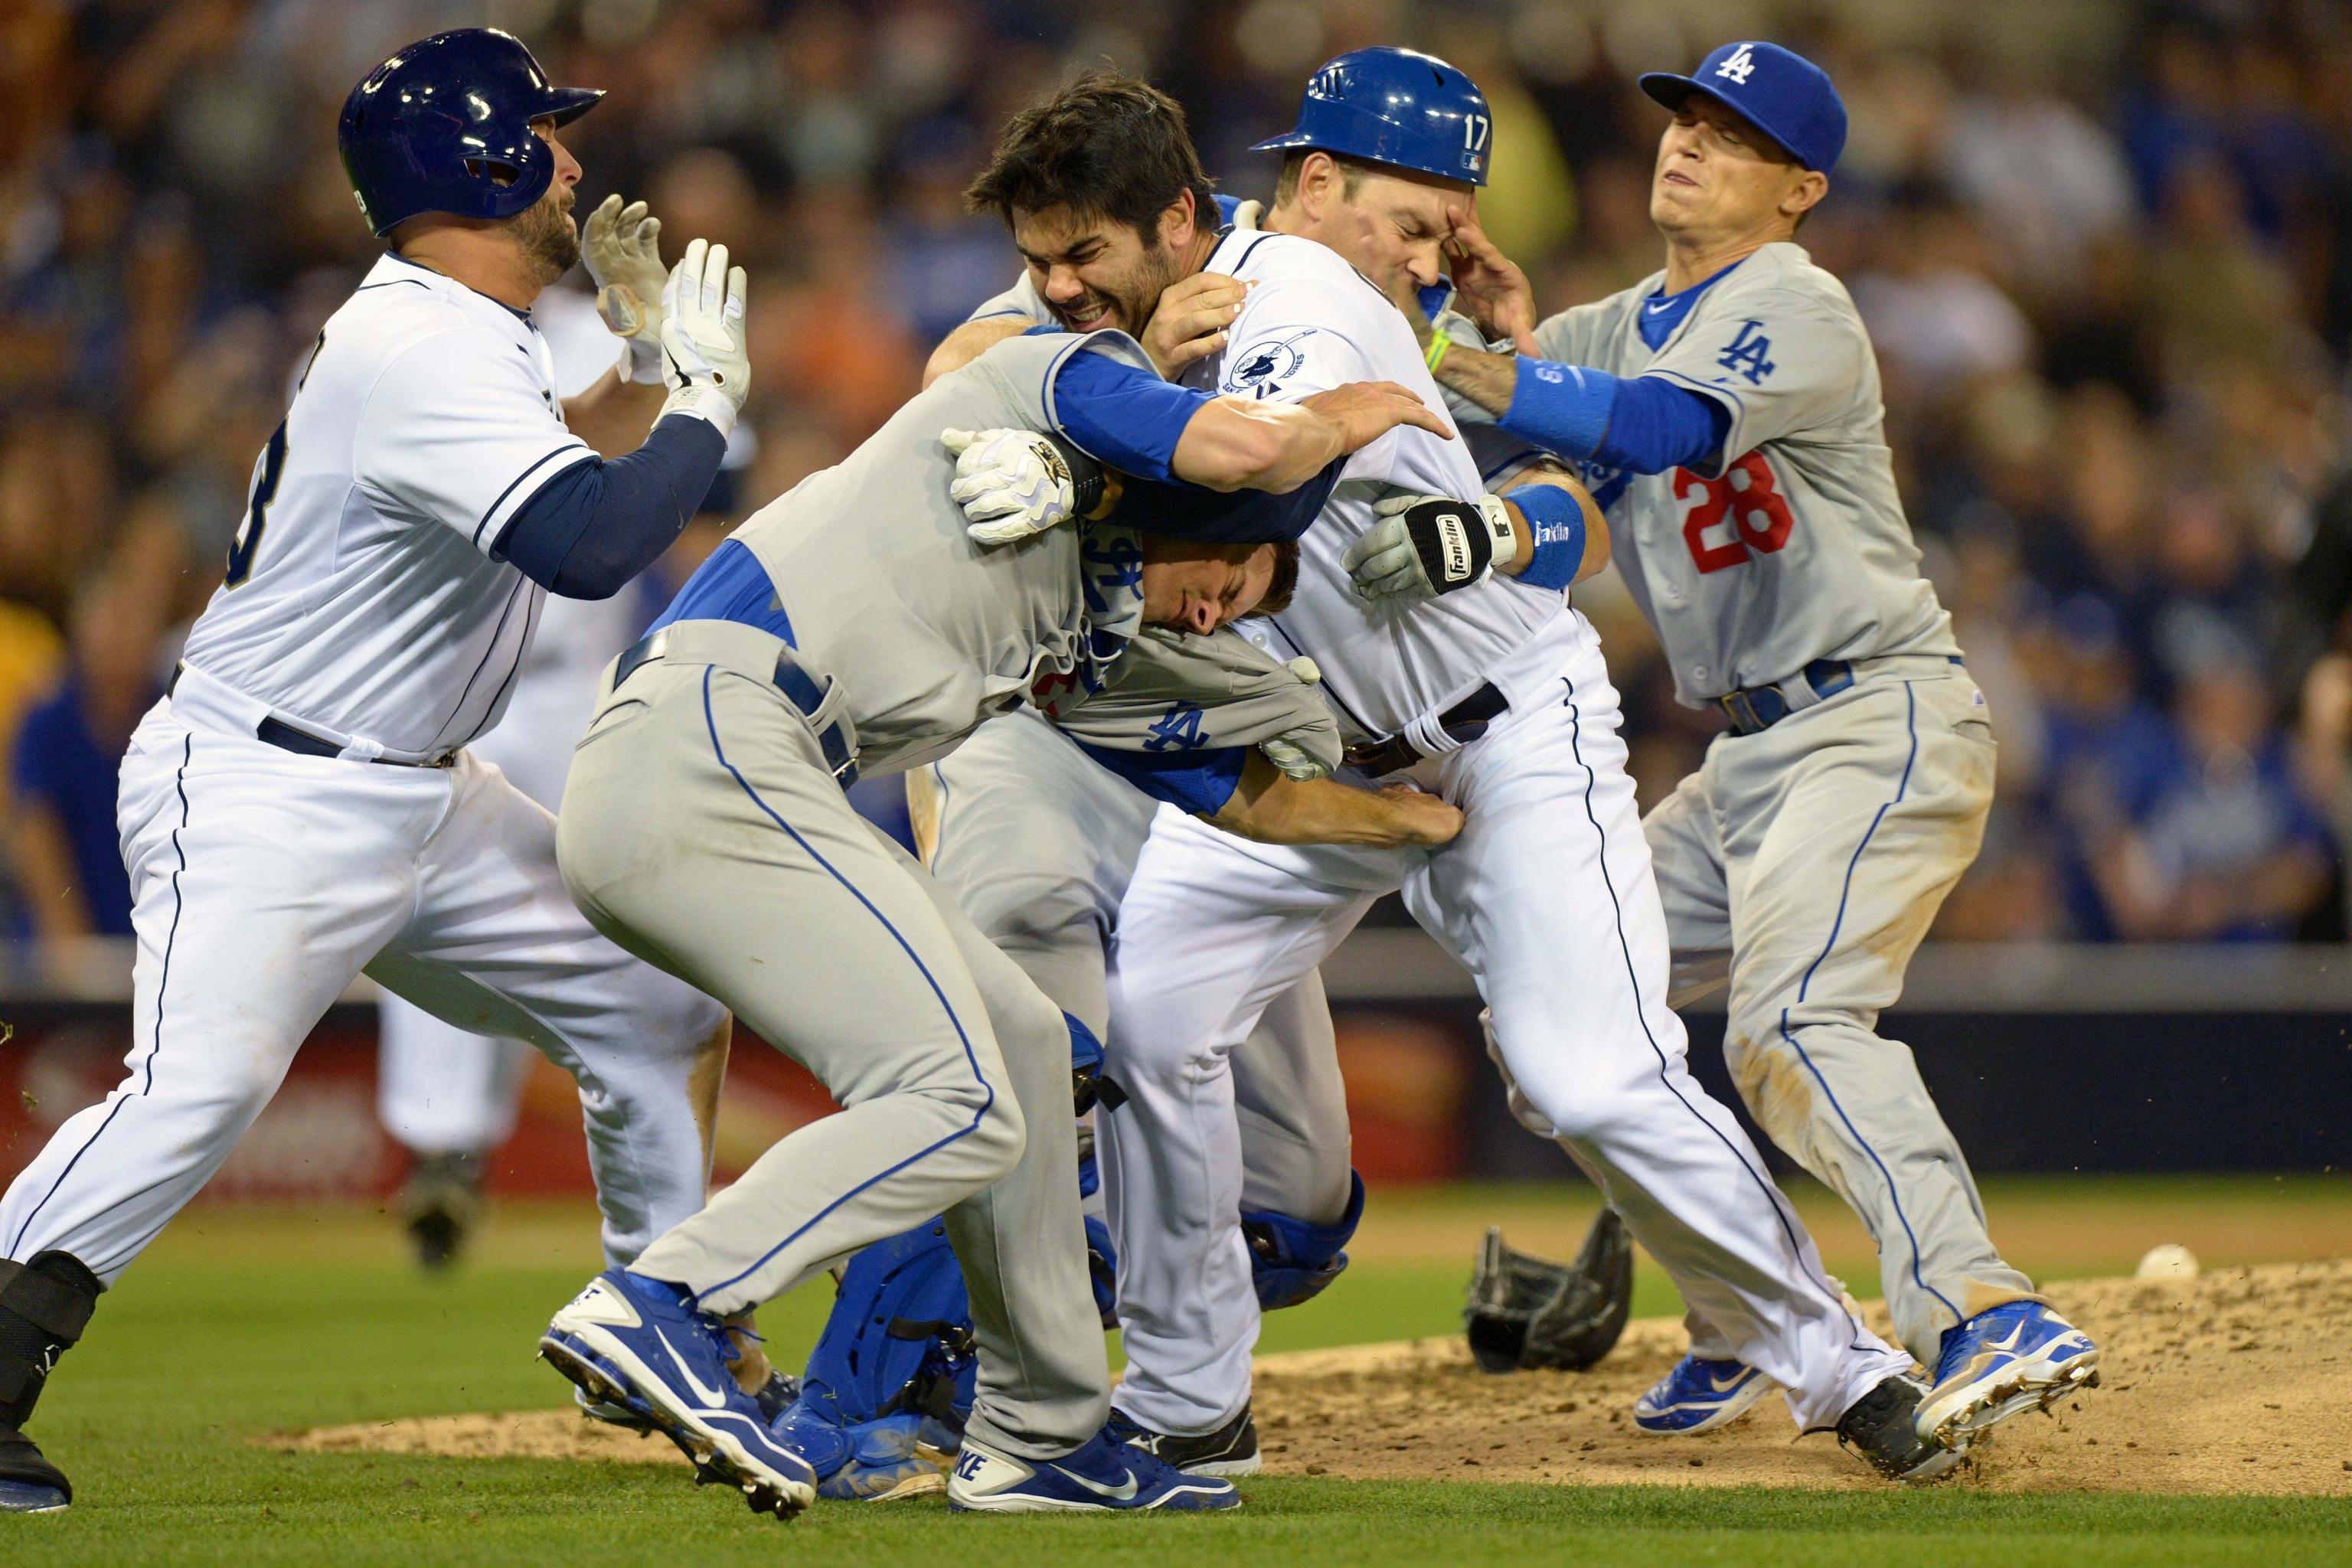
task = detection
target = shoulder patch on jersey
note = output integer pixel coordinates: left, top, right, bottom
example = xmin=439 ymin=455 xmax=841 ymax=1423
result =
xmin=1224 ymin=330 xmax=1318 ymax=394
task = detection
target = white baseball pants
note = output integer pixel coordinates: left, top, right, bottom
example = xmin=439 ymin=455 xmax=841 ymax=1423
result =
xmin=1102 ymin=627 xmax=1910 ymax=1436
xmin=0 ymin=692 xmax=728 ymax=1282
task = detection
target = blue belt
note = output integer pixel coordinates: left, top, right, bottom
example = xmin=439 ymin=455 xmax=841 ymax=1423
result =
xmin=612 ymin=627 xmax=860 ymax=789
xmin=1717 ymin=656 xmax=1964 ymax=737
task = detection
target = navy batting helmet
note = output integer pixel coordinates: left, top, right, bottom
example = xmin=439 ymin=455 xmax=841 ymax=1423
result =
xmin=338 ymin=28 xmax=604 ymax=239
xmin=1251 ymin=47 xmax=1492 ymax=187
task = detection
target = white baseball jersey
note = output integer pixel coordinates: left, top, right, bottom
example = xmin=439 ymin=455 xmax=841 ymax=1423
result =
xmin=1485 ymin=242 xmax=1958 ymax=704
xmin=178 ymin=253 xmax=594 ymax=762
xmin=975 ymin=232 xmax=1576 ymax=741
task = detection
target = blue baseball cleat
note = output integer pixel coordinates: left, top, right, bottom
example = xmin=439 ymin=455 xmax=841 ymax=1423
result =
xmin=946 ymin=1426 xmax=1242 ymax=1513
xmin=1915 ymin=1300 xmax=2099 ymax=1448
xmin=1632 ymin=1354 xmax=1777 ymax=1435
xmin=541 ymin=1269 xmax=818 ymax=1519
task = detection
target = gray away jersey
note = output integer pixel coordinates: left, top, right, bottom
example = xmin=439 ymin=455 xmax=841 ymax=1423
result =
xmin=1449 ymin=241 xmax=1955 ymax=705
xmin=730 ymin=330 xmax=1328 ymax=776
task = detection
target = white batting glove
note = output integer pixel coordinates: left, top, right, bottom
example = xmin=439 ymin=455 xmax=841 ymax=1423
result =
xmin=943 ymin=427 xmax=1082 ymax=545
xmin=656 ymin=238 xmax=750 ymax=439
xmin=583 ymin=194 xmax=668 ymax=384
xmin=1260 ymin=655 xmax=1331 ymax=779
xmin=1342 ymin=492 xmax=1517 ymax=601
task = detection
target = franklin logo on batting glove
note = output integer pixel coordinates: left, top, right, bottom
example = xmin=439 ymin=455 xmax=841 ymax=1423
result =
xmin=1341 ymin=492 xmax=1517 ymax=599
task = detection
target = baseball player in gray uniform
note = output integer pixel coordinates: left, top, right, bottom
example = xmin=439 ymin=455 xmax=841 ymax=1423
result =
xmin=1390 ymin=41 xmax=2100 ymax=1449
xmin=535 ymin=322 xmax=1459 ymax=1518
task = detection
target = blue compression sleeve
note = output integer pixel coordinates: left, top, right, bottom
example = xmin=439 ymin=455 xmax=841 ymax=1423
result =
xmin=1505 ymin=483 xmax=1586 ymax=592
xmin=1076 ymin=740 xmax=1248 ymax=816
xmin=1502 ymin=361 xmax=1730 ymax=475
xmin=1050 ymin=348 xmax=1214 ymax=483
xmin=493 ymin=414 xmax=727 ymax=598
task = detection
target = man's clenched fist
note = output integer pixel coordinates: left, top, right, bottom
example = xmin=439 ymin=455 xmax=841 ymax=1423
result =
xmin=1343 ymin=492 xmax=1517 ymax=600
xmin=942 ymin=427 xmax=1105 ymax=545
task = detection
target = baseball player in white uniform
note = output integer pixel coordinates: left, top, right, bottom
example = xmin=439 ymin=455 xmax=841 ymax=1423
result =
xmin=1405 ymin=42 xmax=2101 ymax=1449
xmin=935 ymin=64 xmax=1964 ymax=1485
xmin=0 ymin=30 xmax=760 ymax=1513
xmin=374 ymin=285 xmax=643 ymax=1266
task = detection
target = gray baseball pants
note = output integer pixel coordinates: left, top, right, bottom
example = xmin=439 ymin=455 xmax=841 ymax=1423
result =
xmin=1647 ymin=658 xmax=2037 ymax=1363
xmin=555 ymin=620 xmax=1107 ymax=1459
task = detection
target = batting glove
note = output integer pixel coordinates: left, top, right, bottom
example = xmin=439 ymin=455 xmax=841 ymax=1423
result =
xmin=1261 ymin=656 xmax=1332 ymax=780
xmin=942 ymin=427 xmax=1106 ymax=545
xmin=583 ymin=194 xmax=668 ymax=384
xmin=656 ymin=238 xmax=750 ymax=439
xmin=1342 ymin=492 xmax=1517 ymax=601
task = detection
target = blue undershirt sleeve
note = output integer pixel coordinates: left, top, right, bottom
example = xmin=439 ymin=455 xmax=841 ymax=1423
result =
xmin=1050 ymin=347 xmax=1214 ymax=483
xmin=1052 ymin=342 xmax=1336 ymax=543
xmin=1075 ymin=740 xmax=1248 ymax=816
xmin=1501 ymin=360 xmax=1731 ymax=475
xmin=491 ymin=414 xmax=727 ymax=599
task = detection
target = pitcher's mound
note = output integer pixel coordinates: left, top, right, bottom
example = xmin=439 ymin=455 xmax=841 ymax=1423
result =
xmin=276 ymin=1258 xmax=2352 ymax=1495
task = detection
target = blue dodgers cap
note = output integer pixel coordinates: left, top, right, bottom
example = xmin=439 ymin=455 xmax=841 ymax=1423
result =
xmin=1638 ymin=41 xmax=1845 ymax=175
xmin=1251 ymin=47 xmax=1492 ymax=187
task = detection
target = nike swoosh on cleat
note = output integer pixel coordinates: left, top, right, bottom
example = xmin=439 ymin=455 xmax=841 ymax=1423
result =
xmin=1706 ymin=1370 xmax=1753 ymax=1393
xmin=655 ymin=1328 xmax=731 ymax=1409
xmin=1054 ymin=1464 xmax=1139 ymax=1501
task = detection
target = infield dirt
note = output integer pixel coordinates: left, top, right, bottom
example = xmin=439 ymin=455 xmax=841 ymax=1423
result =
xmin=279 ymin=1257 xmax=2351 ymax=1496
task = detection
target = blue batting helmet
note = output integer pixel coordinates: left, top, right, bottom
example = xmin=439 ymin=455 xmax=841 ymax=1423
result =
xmin=1251 ymin=47 xmax=1492 ymax=187
xmin=338 ymin=28 xmax=604 ymax=239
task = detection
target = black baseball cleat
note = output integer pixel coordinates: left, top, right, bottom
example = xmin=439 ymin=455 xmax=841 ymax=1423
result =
xmin=1835 ymin=1374 xmax=1968 ymax=1484
xmin=400 ymin=1151 xmax=485 ymax=1269
xmin=1106 ymin=1403 xmax=1260 ymax=1477
xmin=0 ymin=1426 xmax=70 ymax=1514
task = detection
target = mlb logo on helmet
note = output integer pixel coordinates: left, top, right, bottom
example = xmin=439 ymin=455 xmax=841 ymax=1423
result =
xmin=1638 ymin=41 xmax=1847 ymax=175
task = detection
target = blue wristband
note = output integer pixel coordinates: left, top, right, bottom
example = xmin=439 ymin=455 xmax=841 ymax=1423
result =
xmin=1506 ymin=483 xmax=1586 ymax=592
xmin=1501 ymin=358 xmax=1615 ymax=462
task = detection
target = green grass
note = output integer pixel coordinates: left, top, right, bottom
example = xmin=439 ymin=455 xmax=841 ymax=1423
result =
xmin=6 ymin=1178 xmax=2349 ymax=1566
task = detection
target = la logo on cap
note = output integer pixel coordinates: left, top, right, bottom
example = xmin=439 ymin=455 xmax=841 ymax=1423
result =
xmin=1716 ymin=43 xmax=1756 ymax=83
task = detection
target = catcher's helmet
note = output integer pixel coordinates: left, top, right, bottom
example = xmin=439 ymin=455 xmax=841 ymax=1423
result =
xmin=338 ymin=28 xmax=603 ymax=239
xmin=1251 ymin=47 xmax=1492 ymax=187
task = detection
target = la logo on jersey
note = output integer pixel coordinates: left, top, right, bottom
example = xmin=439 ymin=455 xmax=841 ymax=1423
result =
xmin=1716 ymin=44 xmax=1757 ymax=84
xmin=1144 ymin=701 xmax=1209 ymax=752
xmin=1717 ymin=319 xmax=1776 ymax=384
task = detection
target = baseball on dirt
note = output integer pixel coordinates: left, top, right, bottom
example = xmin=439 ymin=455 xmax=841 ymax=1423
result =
xmin=2135 ymin=1243 xmax=2199 ymax=1281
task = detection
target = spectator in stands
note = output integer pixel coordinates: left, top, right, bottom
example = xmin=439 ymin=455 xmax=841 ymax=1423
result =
xmin=2092 ymin=660 xmax=2334 ymax=942
xmin=6 ymin=545 xmax=169 ymax=943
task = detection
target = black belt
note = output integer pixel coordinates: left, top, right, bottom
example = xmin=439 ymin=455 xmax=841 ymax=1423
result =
xmin=1717 ymin=655 xmax=1963 ymax=737
xmin=169 ymin=665 xmax=453 ymax=766
xmin=613 ymin=627 xmax=859 ymax=789
xmin=256 ymin=716 xmax=453 ymax=766
xmin=1343 ymin=682 xmax=1508 ymax=778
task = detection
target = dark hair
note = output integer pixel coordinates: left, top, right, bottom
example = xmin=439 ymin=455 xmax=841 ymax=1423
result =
xmin=1257 ymin=537 xmax=1300 ymax=615
xmin=1273 ymin=150 xmax=1370 ymax=207
xmin=966 ymin=72 xmax=1217 ymax=237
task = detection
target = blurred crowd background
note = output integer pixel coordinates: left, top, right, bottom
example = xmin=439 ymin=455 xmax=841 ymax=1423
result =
xmin=3 ymin=0 xmax=2350 ymax=954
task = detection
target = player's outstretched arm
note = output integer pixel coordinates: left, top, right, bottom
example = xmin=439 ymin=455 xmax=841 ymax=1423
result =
xmin=1174 ymin=381 xmax=1450 ymax=494
xmin=1211 ymin=752 xmax=1462 ymax=848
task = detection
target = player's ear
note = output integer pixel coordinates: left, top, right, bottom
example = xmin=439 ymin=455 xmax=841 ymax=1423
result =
xmin=1783 ymin=170 xmax=1828 ymax=225
xmin=1160 ymin=188 xmax=1197 ymax=251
